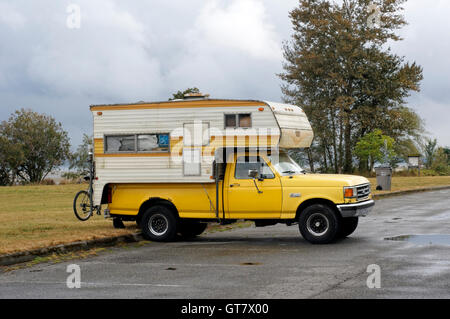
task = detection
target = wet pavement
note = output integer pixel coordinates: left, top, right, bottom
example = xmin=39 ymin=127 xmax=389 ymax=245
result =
xmin=385 ymin=234 xmax=450 ymax=245
xmin=1 ymin=189 xmax=449 ymax=298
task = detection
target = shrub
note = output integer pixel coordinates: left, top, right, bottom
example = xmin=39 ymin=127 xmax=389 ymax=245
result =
xmin=40 ymin=179 xmax=55 ymax=185
xmin=393 ymin=170 xmax=418 ymax=177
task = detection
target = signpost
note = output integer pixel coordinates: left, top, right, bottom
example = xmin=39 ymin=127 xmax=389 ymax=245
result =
xmin=408 ymin=155 xmax=421 ymax=177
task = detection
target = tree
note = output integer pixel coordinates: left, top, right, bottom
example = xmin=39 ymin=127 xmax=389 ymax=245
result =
xmin=0 ymin=109 xmax=70 ymax=183
xmin=443 ymin=147 xmax=450 ymax=165
xmin=354 ymin=129 xmax=395 ymax=172
xmin=65 ymin=134 xmax=93 ymax=178
xmin=279 ymin=0 xmax=423 ymax=173
xmin=0 ymin=163 xmax=12 ymax=186
xmin=422 ymin=138 xmax=437 ymax=169
xmin=431 ymin=147 xmax=449 ymax=175
xmin=169 ymin=87 xmax=200 ymax=100
xmin=0 ymin=140 xmax=12 ymax=185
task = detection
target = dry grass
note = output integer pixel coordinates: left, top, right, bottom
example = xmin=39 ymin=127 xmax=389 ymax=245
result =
xmin=1 ymin=176 xmax=450 ymax=255
xmin=0 ymin=184 xmax=138 ymax=255
xmin=368 ymin=176 xmax=450 ymax=194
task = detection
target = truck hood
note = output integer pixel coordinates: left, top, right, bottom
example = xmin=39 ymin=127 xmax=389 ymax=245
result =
xmin=282 ymin=174 xmax=370 ymax=187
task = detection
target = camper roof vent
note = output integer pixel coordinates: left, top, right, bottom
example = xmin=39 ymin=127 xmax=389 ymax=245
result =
xmin=183 ymin=93 xmax=210 ymax=100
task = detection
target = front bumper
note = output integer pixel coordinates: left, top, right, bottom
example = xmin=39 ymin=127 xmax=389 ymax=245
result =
xmin=336 ymin=199 xmax=375 ymax=218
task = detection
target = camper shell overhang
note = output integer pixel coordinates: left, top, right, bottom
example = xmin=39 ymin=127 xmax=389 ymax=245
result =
xmin=90 ymin=99 xmax=314 ymax=150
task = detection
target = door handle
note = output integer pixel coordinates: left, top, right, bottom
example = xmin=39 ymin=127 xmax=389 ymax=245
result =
xmin=230 ymin=183 xmax=240 ymax=187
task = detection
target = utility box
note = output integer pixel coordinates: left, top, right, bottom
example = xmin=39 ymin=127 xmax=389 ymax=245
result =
xmin=375 ymin=166 xmax=392 ymax=191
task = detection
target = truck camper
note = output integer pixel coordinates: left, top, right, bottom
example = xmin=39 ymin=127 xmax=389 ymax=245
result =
xmin=86 ymin=94 xmax=374 ymax=244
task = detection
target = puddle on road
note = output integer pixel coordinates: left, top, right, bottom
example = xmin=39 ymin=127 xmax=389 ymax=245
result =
xmin=240 ymin=262 xmax=262 ymax=266
xmin=384 ymin=234 xmax=450 ymax=246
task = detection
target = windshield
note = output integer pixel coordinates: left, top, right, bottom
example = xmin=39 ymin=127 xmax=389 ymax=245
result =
xmin=269 ymin=151 xmax=304 ymax=176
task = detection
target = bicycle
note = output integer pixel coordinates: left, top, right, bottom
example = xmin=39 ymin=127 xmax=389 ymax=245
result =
xmin=73 ymin=151 xmax=101 ymax=221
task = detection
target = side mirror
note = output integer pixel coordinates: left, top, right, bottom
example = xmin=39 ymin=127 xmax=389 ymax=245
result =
xmin=248 ymin=169 xmax=258 ymax=179
xmin=248 ymin=169 xmax=263 ymax=194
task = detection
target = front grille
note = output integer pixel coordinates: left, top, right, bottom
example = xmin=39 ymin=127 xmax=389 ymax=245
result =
xmin=356 ymin=183 xmax=371 ymax=200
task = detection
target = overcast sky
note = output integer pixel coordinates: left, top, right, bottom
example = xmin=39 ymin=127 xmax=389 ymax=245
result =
xmin=0 ymin=0 xmax=449 ymax=148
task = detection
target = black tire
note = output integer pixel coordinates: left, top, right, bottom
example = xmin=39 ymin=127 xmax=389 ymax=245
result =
xmin=113 ymin=217 xmax=125 ymax=229
xmin=338 ymin=217 xmax=358 ymax=238
xmin=298 ymin=204 xmax=340 ymax=244
xmin=179 ymin=221 xmax=208 ymax=238
xmin=73 ymin=190 xmax=92 ymax=221
xmin=141 ymin=205 xmax=178 ymax=242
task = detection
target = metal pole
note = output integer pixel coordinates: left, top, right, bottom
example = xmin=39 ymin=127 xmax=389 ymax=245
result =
xmin=215 ymin=161 xmax=220 ymax=221
xmin=88 ymin=148 xmax=94 ymax=216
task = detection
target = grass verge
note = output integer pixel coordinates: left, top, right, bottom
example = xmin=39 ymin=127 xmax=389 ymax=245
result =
xmin=0 ymin=184 xmax=138 ymax=255
xmin=368 ymin=176 xmax=450 ymax=194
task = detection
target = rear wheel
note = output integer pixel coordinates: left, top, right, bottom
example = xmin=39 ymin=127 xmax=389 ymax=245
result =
xmin=73 ymin=190 xmax=92 ymax=221
xmin=298 ymin=204 xmax=340 ymax=244
xmin=338 ymin=217 xmax=358 ymax=238
xmin=141 ymin=205 xmax=178 ymax=242
xmin=179 ymin=221 xmax=208 ymax=238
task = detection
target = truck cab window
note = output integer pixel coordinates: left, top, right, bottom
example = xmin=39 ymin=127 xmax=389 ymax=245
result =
xmin=269 ymin=151 xmax=304 ymax=176
xmin=235 ymin=156 xmax=275 ymax=179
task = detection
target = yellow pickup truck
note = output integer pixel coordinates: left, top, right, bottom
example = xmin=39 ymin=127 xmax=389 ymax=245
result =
xmin=104 ymin=149 xmax=373 ymax=244
xmin=89 ymin=97 xmax=374 ymax=244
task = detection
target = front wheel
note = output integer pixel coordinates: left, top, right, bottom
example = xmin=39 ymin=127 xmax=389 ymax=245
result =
xmin=73 ymin=190 xmax=92 ymax=221
xmin=141 ymin=205 xmax=178 ymax=242
xmin=298 ymin=204 xmax=340 ymax=244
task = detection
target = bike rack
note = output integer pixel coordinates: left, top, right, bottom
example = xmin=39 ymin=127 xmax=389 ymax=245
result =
xmin=88 ymin=149 xmax=94 ymax=217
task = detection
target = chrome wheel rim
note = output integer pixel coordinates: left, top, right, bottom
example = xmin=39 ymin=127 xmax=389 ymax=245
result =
xmin=306 ymin=213 xmax=329 ymax=237
xmin=148 ymin=214 xmax=169 ymax=236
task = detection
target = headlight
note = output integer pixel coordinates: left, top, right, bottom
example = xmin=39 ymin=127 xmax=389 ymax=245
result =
xmin=344 ymin=186 xmax=357 ymax=198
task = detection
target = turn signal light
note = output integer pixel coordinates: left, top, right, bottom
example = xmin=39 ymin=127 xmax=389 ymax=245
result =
xmin=344 ymin=187 xmax=354 ymax=198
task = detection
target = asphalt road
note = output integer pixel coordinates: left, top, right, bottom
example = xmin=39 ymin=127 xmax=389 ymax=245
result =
xmin=1 ymin=190 xmax=450 ymax=299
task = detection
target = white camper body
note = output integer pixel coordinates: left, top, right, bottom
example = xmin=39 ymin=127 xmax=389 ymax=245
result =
xmin=90 ymin=99 xmax=313 ymax=206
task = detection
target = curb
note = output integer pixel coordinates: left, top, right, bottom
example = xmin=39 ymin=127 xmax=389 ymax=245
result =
xmin=1 ymin=185 xmax=449 ymax=267
xmin=373 ymin=185 xmax=450 ymax=200
xmin=0 ymin=232 xmax=143 ymax=267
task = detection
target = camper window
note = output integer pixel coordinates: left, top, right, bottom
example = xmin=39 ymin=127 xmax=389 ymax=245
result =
xmin=225 ymin=114 xmax=236 ymax=128
xmin=225 ymin=113 xmax=252 ymax=128
xmin=138 ymin=134 xmax=170 ymax=152
xmin=105 ymin=135 xmax=136 ymax=152
xmin=238 ymin=114 xmax=251 ymax=128
xmin=105 ymin=133 xmax=170 ymax=153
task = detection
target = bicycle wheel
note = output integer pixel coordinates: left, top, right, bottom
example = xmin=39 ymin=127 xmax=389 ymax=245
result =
xmin=73 ymin=190 xmax=93 ymax=221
